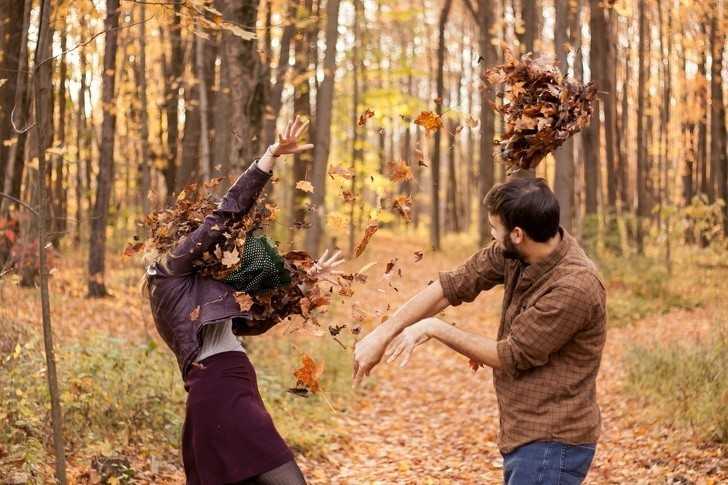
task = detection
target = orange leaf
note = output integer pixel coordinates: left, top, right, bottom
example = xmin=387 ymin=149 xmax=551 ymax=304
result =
xmin=414 ymin=111 xmax=443 ymax=133
xmin=293 ymin=354 xmax=324 ymax=393
xmin=387 ymin=161 xmax=413 ymax=183
xmin=354 ymin=220 xmax=379 ymax=257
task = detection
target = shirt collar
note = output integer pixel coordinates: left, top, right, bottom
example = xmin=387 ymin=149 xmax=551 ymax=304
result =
xmin=520 ymin=226 xmax=570 ymax=284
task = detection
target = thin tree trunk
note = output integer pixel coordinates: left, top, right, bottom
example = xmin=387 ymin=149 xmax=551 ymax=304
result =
xmin=136 ymin=3 xmax=151 ymax=218
xmin=33 ymin=0 xmax=67 ymax=480
xmin=553 ymin=0 xmax=574 ymax=232
xmin=0 ymin=0 xmax=26 ymax=193
xmin=88 ymin=0 xmax=120 ymax=297
xmin=1 ymin=0 xmax=31 ymax=215
xmin=477 ymin=0 xmax=497 ymax=246
xmin=709 ymin=2 xmax=728 ymax=234
xmin=197 ymin=33 xmax=211 ymax=182
xmin=432 ymin=0 xmax=452 ymax=251
xmin=636 ymin=0 xmax=648 ymax=253
xmin=305 ymin=0 xmax=342 ymax=255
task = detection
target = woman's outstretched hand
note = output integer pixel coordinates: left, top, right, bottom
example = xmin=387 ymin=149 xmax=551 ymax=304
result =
xmin=271 ymin=115 xmax=314 ymax=157
xmin=311 ymin=249 xmax=345 ymax=284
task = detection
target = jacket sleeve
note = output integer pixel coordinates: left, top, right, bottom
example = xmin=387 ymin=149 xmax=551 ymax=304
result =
xmin=164 ymin=161 xmax=272 ymax=276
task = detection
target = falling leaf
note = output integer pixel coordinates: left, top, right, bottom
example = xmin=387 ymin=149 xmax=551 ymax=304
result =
xmin=465 ymin=115 xmax=479 ymax=128
xmin=296 ymin=180 xmax=314 ymax=193
xmin=358 ymin=108 xmax=375 ymax=126
xmin=221 ymin=249 xmax=241 ymax=268
xmin=354 ymin=220 xmax=379 ymax=257
xmin=189 ymin=306 xmax=200 ymax=321
xmin=414 ymin=250 xmax=424 ymax=262
xmin=222 ymin=22 xmax=256 ymax=40
xmin=328 ymin=165 xmax=354 ymax=179
xmin=293 ymin=354 xmax=324 ymax=393
xmin=387 ymin=161 xmax=413 ymax=183
xmin=392 ymin=195 xmax=413 ymax=222
xmin=340 ymin=190 xmax=356 ymax=203
xmin=328 ymin=324 xmax=346 ymax=336
xmin=384 ymin=258 xmax=398 ymax=275
xmin=122 ymin=241 xmax=144 ymax=257
xmin=414 ymin=111 xmax=443 ymax=133
xmin=234 ymin=291 xmax=254 ymax=312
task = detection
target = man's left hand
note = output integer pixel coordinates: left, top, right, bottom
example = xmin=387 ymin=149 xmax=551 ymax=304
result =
xmin=384 ymin=318 xmax=440 ymax=367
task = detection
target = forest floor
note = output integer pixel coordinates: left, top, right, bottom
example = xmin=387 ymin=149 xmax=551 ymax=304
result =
xmin=1 ymin=231 xmax=726 ymax=484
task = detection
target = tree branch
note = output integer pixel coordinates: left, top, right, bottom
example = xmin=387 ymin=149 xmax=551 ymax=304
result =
xmin=0 ymin=192 xmax=39 ymax=217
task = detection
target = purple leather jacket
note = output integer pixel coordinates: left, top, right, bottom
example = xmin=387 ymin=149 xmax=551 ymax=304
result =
xmin=146 ymin=161 xmax=282 ymax=379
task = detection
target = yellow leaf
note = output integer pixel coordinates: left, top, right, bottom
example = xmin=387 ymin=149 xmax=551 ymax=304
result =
xmin=222 ymin=22 xmax=256 ymax=40
xmin=296 ymin=180 xmax=314 ymax=193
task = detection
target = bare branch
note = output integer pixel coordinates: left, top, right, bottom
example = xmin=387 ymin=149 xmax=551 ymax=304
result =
xmin=0 ymin=192 xmax=39 ymax=217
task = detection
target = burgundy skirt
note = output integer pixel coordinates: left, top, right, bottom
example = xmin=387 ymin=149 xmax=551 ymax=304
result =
xmin=182 ymin=351 xmax=294 ymax=485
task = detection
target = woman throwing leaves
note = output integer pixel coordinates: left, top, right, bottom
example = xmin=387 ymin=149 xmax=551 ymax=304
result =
xmin=142 ymin=116 xmax=343 ymax=485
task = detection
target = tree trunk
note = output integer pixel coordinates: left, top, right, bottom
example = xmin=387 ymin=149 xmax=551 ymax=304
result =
xmin=553 ymin=0 xmax=574 ymax=232
xmin=636 ymin=0 xmax=648 ymax=253
xmin=219 ymin=0 xmax=265 ymax=169
xmin=51 ymin=25 xmax=68 ymax=248
xmin=709 ymin=4 xmax=727 ymax=234
xmin=1 ymin=0 xmax=31 ymax=216
xmin=290 ymin=0 xmax=316 ymax=240
xmin=180 ymin=34 xmax=202 ymax=188
xmin=33 ymin=0 xmax=68 ymax=481
xmin=0 ymin=0 xmax=26 ymax=192
xmin=88 ymin=0 xmax=120 ymax=297
xmin=305 ymin=0 xmax=342 ymax=255
xmin=136 ymin=3 xmax=151 ymax=218
xmin=584 ymin=0 xmax=603 ymax=219
xmin=477 ymin=0 xmax=497 ymax=247
xmin=432 ymin=0 xmax=452 ymax=251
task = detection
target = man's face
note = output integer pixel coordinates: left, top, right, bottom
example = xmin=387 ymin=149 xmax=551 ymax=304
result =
xmin=487 ymin=213 xmax=523 ymax=260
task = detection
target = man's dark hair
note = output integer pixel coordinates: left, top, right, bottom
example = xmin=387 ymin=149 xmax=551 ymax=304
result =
xmin=483 ymin=178 xmax=560 ymax=242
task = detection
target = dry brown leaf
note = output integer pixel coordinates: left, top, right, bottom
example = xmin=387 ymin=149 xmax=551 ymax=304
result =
xmin=233 ymin=291 xmax=254 ymax=312
xmin=358 ymin=108 xmax=375 ymax=127
xmin=354 ymin=220 xmax=379 ymax=257
xmin=387 ymin=161 xmax=414 ymax=183
xmin=189 ymin=305 xmax=200 ymax=321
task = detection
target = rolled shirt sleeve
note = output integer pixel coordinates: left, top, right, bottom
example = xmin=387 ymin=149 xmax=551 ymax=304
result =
xmin=438 ymin=240 xmax=505 ymax=306
xmin=497 ymin=273 xmax=602 ymax=374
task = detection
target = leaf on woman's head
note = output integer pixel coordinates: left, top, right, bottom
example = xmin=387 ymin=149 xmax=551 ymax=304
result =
xmin=234 ymin=291 xmax=254 ymax=312
xmin=221 ymin=249 xmax=241 ymax=268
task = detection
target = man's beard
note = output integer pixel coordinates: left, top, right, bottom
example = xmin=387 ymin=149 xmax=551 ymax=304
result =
xmin=501 ymin=236 xmax=523 ymax=261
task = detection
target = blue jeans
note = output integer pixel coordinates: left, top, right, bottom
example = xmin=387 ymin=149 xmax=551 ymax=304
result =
xmin=502 ymin=441 xmax=596 ymax=485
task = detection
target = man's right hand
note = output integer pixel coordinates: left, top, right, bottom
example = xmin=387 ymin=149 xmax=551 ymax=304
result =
xmin=352 ymin=325 xmax=393 ymax=387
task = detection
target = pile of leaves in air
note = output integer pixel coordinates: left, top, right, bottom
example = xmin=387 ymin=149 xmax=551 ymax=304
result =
xmin=129 ymin=177 xmax=372 ymax=329
xmin=484 ymin=51 xmax=597 ymax=173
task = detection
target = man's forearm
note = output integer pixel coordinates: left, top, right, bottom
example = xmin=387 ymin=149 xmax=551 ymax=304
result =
xmin=429 ymin=320 xmax=502 ymax=369
xmin=382 ymin=280 xmax=450 ymax=338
